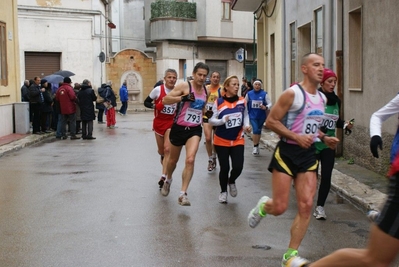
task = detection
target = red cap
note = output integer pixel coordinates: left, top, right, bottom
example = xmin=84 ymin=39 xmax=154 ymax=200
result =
xmin=322 ymin=69 xmax=337 ymax=83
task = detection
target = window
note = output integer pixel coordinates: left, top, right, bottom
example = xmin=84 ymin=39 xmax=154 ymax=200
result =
xmin=0 ymin=21 xmax=7 ymax=86
xmin=179 ymin=59 xmax=186 ymax=80
xmin=290 ymin=22 xmax=296 ymax=85
xmin=222 ymin=1 xmax=231 ymax=20
xmin=349 ymin=7 xmax=362 ymax=91
xmin=314 ymin=8 xmax=323 ymax=56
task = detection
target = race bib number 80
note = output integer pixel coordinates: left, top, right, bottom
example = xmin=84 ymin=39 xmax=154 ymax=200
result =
xmin=184 ymin=108 xmax=202 ymax=124
xmin=302 ymin=111 xmax=324 ymax=135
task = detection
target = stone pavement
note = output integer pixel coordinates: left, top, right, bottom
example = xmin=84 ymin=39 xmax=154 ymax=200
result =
xmin=0 ymin=108 xmax=387 ymax=214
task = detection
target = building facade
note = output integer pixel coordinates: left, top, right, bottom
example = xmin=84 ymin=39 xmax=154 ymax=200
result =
xmin=18 ymin=0 xmax=111 ymax=88
xmin=233 ymin=0 xmax=399 ymax=175
xmin=144 ymin=0 xmax=256 ymax=98
xmin=0 ymin=0 xmax=22 ymax=136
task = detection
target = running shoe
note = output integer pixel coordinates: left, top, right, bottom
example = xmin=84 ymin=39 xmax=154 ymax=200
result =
xmin=313 ymin=206 xmax=327 ymax=220
xmin=282 ymin=250 xmax=299 ymax=267
xmin=284 ymin=256 xmax=310 ymax=267
xmin=212 ymin=156 xmax=217 ymax=169
xmin=248 ymin=196 xmax=269 ymax=228
xmin=158 ymin=176 xmax=166 ymax=189
xmin=161 ymin=180 xmax=171 ymax=196
xmin=252 ymin=146 xmax=259 ymax=155
xmin=207 ymin=160 xmax=214 ymax=172
xmin=178 ymin=193 xmax=191 ymax=206
xmin=219 ymin=192 xmax=228 ymax=204
xmin=367 ymin=210 xmax=380 ymax=222
xmin=229 ymin=183 xmax=237 ymax=197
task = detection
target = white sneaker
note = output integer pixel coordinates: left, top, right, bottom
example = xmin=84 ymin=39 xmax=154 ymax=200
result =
xmin=219 ymin=192 xmax=228 ymax=204
xmin=161 ymin=180 xmax=172 ymax=196
xmin=313 ymin=206 xmax=327 ymax=220
xmin=252 ymin=146 xmax=259 ymax=155
xmin=248 ymin=196 xmax=269 ymax=228
xmin=367 ymin=210 xmax=380 ymax=222
xmin=285 ymin=256 xmax=310 ymax=267
xmin=178 ymin=193 xmax=191 ymax=206
xmin=229 ymin=183 xmax=237 ymax=197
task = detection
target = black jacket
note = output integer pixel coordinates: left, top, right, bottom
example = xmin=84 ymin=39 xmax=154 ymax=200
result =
xmin=104 ymin=85 xmax=117 ymax=107
xmin=78 ymin=84 xmax=97 ymax=121
xmin=28 ymin=84 xmax=42 ymax=103
xmin=21 ymin=84 xmax=30 ymax=102
xmin=41 ymin=89 xmax=53 ymax=113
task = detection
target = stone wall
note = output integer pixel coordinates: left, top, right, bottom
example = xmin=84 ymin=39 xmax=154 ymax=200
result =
xmin=342 ymin=124 xmax=391 ymax=176
xmin=106 ymin=49 xmax=156 ymax=104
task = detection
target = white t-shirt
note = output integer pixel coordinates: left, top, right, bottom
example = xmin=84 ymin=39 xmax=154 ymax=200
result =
xmin=149 ymin=85 xmax=173 ymax=100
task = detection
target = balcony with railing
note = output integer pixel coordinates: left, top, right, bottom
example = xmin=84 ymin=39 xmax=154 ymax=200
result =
xmin=150 ymin=0 xmax=197 ymax=41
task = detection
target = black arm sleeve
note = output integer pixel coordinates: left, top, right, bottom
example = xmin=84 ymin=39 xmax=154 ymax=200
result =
xmin=144 ymin=96 xmax=154 ymax=109
xmin=335 ymin=97 xmax=345 ymax=129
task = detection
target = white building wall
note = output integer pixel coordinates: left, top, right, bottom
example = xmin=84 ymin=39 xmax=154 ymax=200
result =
xmin=18 ymin=0 xmax=93 ymax=9
xmin=112 ymin=0 xmax=146 ymax=52
xmin=284 ymin=0 xmax=336 ymax=86
xmin=203 ymin=0 xmax=254 ymax=40
xmin=18 ymin=0 xmax=108 ymax=87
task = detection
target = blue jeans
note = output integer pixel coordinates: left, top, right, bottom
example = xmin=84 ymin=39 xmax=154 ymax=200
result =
xmin=119 ymin=101 xmax=128 ymax=115
xmin=56 ymin=114 xmax=64 ymax=138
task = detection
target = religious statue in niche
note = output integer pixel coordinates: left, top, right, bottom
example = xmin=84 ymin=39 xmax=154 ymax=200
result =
xmin=125 ymin=72 xmax=141 ymax=101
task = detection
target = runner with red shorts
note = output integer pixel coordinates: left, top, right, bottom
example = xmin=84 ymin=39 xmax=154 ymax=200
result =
xmin=144 ymin=69 xmax=178 ymax=189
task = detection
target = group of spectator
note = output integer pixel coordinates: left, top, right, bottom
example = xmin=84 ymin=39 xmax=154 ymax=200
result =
xmin=21 ymin=76 xmax=102 ymax=140
xmin=21 ymin=77 xmax=54 ymax=135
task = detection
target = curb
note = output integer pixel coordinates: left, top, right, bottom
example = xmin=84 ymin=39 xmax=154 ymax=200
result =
xmin=0 ymin=133 xmax=55 ymax=158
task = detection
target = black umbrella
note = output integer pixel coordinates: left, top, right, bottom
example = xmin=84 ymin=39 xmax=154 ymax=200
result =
xmin=43 ymin=74 xmax=65 ymax=84
xmin=53 ymin=70 xmax=75 ymax=77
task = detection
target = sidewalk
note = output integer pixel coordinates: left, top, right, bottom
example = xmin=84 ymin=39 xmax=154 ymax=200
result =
xmin=0 ymin=112 xmax=387 ymax=214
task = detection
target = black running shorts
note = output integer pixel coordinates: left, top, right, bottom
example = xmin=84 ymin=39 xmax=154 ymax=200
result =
xmin=268 ymin=140 xmax=318 ymax=177
xmin=169 ymin=124 xmax=202 ymax=146
xmin=375 ymin=173 xmax=399 ymax=239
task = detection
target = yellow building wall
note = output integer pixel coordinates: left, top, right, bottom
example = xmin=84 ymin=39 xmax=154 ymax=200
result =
xmin=106 ymin=49 xmax=156 ymax=103
xmin=0 ymin=0 xmax=21 ymax=105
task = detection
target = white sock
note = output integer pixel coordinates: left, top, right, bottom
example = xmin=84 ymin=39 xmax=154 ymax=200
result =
xmin=179 ymin=191 xmax=186 ymax=196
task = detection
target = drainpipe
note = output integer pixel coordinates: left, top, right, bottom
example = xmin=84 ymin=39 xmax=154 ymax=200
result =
xmin=282 ymin=0 xmax=286 ymax=90
xmin=335 ymin=0 xmax=344 ymax=156
xmin=253 ymin=15 xmax=256 ymax=63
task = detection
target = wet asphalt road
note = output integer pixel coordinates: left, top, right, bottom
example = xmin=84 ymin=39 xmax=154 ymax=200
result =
xmin=0 ymin=112 xmax=376 ymax=266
